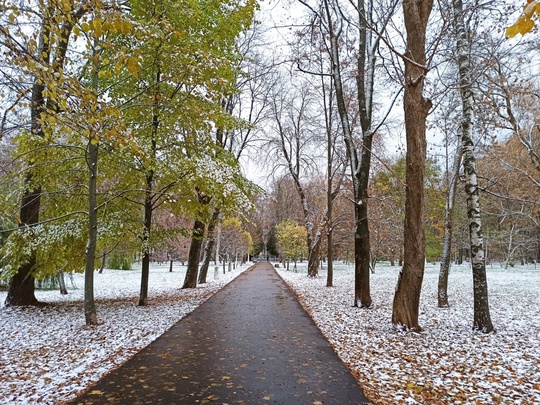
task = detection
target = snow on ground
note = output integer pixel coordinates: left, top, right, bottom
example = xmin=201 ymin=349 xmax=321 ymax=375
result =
xmin=277 ymin=262 xmax=540 ymax=405
xmin=0 ymin=262 xmax=251 ymax=404
xmin=1 ymin=261 xmax=539 ymax=404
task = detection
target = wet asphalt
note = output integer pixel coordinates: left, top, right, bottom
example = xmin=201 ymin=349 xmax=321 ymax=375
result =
xmin=70 ymin=261 xmax=370 ymax=405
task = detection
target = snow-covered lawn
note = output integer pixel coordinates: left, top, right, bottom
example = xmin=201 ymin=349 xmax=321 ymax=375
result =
xmin=0 ymin=262 xmax=252 ymax=404
xmin=278 ymin=262 xmax=540 ymax=404
xmin=1 ymin=261 xmax=538 ymax=404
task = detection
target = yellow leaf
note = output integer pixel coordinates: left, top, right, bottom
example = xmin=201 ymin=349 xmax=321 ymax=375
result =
xmin=114 ymin=19 xmax=122 ymax=32
xmin=9 ymin=14 xmax=15 ymax=24
xmin=90 ymin=390 xmax=104 ymax=395
xmin=506 ymin=16 xmax=533 ymax=38
xmin=121 ymin=21 xmax=132 ymax=34
xmin=81 ymin=22 xmax=90 ymax=33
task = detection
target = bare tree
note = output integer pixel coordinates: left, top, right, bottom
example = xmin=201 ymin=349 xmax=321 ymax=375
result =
xmin=297 ymin=0 xmax=399 ymax=306
xmin=266 ymin=79 xmax=326 ymax=277
xmin=392 ymin=0 xmax=434 ymax=331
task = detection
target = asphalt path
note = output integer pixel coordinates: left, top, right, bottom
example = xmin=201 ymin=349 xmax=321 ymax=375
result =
xmin=71 ymin=261 xmax=370 ymax=405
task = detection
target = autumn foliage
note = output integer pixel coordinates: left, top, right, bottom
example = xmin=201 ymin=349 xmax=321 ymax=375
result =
xmin=506 ymin=0 xmax=540 ymax=37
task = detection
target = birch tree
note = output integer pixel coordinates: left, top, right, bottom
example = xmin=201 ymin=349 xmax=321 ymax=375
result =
xmin=452 ymin=0 xmax=494 ymax=333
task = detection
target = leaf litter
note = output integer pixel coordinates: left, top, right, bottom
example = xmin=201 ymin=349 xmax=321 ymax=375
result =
xmin=0 ymin=262 xmax=251 ymax=404
xmin=277 ymin=262 xmax=540 ymax=404
xmin=1 ymin=261 xmax=538 ymax=404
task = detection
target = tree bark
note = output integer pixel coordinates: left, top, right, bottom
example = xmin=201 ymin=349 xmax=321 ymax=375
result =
xmin=84 ymin=139 xmax=99 ymax=325
xmin=57 ymin=272 xmax=68 ymax=295
xmin=307 ymin=231 xmax=322 ymax=277
xmin=198 ymin=208 xmax=220 ymax=284
xmin=138 ymin=172 xmax=154 ymax=306
xmin=438 ymin=142 xmax=463 ymax=307
xmin=182 ymin=219 xmax=206 ymax=289
xmin=321 ymin=0 xmax=386 ymax=306
xmin=452 ymin=0 xmax=494 ymax=333
xmin=392 ymin=0 xmax=433 ymax=331
xmin=83 ymin=42 xmax=100 ymax=326
xmin=98 ymin=250 xmax=107 ymax=274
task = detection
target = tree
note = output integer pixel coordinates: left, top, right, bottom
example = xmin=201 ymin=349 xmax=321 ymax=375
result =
xmin=267 ymin=79 xmax=327 ymax=277
xmin=298 ymin=0 xmax=399 ymax=306
xmin=106 ymin=0 xmax=257 ymax=300
xmin=436 ymin=94 xmax=463 ymax=307
xmin=275 ymin=220 xmax=308 ymax=270
xmin=219 ymin=217 xmax=252 ymax=271
xmin=1 ymin=0 xmax=90 ymax=307
xmin=392 ymin=0 xmax=434 ymax=331
xmin=452 ymin=0 xmax=494 ymax=333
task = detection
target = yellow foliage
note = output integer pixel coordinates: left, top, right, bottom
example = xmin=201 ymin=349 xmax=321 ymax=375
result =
xmin=506 ymin=0 xmax=540 ymax=37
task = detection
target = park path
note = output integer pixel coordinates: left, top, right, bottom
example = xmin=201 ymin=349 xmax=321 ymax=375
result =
xmin=71 ymin=262 xmax=370 ymax=405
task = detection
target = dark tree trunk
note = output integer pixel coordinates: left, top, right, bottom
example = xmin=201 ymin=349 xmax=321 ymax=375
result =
xmin=307 ymin=232 xmax=322 ymax=277
xmin=392 ymin=0 xmax=433 ymax=331
xmin=98 ymin=250 xmax=107 ymax=274
xmin=139 ymin=56 xmax=161 ymax=306
xmin=4 ymin=15 xmax=50 ymax=307
xmin=352 ymin=0 xmax=375 ymax=309
xmin=198 ymin=208 xmax=220 ymax=284
xmin=84 ymin=138 xmax=99 ymax=326
xmin=5 ymin=182 xmax=40 ymax=305
xmin=139 ymin=173 xmax=154 ymax=306
xmin=183 ymin=219 xmax=206 ymax=289
xmin=169 ymin=258 xmax=173 ymax=272
xmin=83 ymin=45 xmax=101 ymax=326
xmin=326 ymin=224 xmax=334 ymax=287
xmin=354 ymin=200 xmax=372 ymax=307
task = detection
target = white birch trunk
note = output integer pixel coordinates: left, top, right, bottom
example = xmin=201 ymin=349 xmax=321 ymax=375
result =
xmin=453 ymin=0 xmax=494 ymax=332
xmin=438 ymin=142 xmax=463 ymax=307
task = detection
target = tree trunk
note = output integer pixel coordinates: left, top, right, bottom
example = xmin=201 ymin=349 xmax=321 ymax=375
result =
xmin=353 ymin=0 xmax=375 ymax=308
xmin=83 ymin=43 xmax=102 ymax=326
xmin=98 ymin=250 xmax=107 ymax=274
xmin=452 ymin=0 xmax=494 ymax=333
xmin=57 ymin=272 xmax=68 ymax=295
xmin=438 ymin=142 xmax=463 ymax=307
xmin=354 ymin=200 xmax=372 ymax=307
xmin=139 ymin=172 xmax=154 ymax=306
xmin=84 ymin=138 xmax=99 ymax=325
xmin=307 ymin=231 xmax=323 ymax=277
xmin=169 ymin=258 xmax=173 ymax=272
xmin=321 ymin=0 xmax=384 ymax=307
xmin=198 ymin=208 xmax=220 ymax=284
xmin=392 ymin=0 xmax=433 ymax=331
xmin=6 ymin=0 xmax=87 ymax=307
xmin=182 ymin=219 xmax=206 ymax=289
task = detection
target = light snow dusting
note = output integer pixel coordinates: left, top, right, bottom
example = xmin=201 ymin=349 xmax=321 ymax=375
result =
xmin=1 ymin=261 xmax=539 ymax=404
xmin=0 ymin=262 xmax=251 ymax=404
xmin=278 ymin=262 xmax=540 ymax=404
